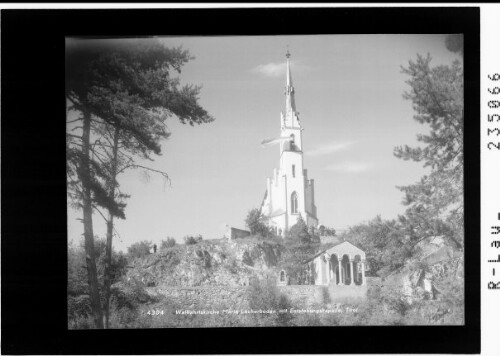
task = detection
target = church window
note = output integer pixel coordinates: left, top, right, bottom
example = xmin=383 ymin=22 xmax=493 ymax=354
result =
xmin=291 ymin=191 xmax=298 ymax=214
xmin=290 ymin=134 xmax=296 ymax=151
xmin=280 ymin=270 xmax=286 ymax=282
xmin=292 ymin=165 xmax=295 ymax=177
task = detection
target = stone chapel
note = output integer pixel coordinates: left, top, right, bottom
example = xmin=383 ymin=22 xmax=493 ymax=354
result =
xmin=260 ymin=51 xmax=318 ymax=237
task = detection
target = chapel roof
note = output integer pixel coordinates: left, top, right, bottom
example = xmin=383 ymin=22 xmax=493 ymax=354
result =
xmin=302 ymin=239 xmax=365 ymax=264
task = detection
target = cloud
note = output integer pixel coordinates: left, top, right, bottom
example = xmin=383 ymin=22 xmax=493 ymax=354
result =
xmin=251 ymin=61 xmax=310 ymax=78
xmin=306 ymin=141 xmax=355 ymax=157
xmin=251 ymin=62 xmax=287 ymax=77
xmin=324 ymin=162 xmax=372 ymax=173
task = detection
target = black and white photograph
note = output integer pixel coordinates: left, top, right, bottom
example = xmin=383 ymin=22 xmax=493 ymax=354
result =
xmin=3 ymin=5 xmax=489 ymax=355
xmin=66 ymin=33 xmax=465 ymax=329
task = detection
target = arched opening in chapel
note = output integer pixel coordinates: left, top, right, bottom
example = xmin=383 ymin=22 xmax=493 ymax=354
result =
xmin=279 ymin=270 xmax=286 ymax=283
xmin=342 ymin=255 xmax=351 ymax=285
xmin=330 ymin=254 xmax=340 ymax=285
xmin=354 ymin=255 xmax=363 ymax=285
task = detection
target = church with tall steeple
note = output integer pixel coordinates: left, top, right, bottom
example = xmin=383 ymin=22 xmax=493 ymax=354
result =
xmin=260 ymin=51 xmax=318 ymax=237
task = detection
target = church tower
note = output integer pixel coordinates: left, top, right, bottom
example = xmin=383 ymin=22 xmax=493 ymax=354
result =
xmin=260 ymin=51 xmax=318 ymax=237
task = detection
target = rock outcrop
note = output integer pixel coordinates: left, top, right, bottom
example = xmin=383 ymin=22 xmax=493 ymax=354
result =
xmin=122 ymin=238 xmax=285 ymax=289
xmin=384 ymin=236 xmax=463 ymax=305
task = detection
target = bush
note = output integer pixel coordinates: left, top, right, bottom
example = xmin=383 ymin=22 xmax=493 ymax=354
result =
xmin=279 ymin=216 xmax=320 ymax=284
xmin=161 ymin=237 xmax=176 ymax=249
xmin=226 ymin=256 xmax=239 ymax=274
xmin=245 ymin=208 xmax=271 ymax=237
xmin=127 ymin=240 xmax=153 ymax=259
xmin=288 ymin=215 xmax=319 ymax=243
xmin=184 ymin=234 xmax=203 ymax=245
xmin=318 ymin=225 xmax=336 ymax=237
xmin=68 ymin=314 xmax=95 ymax=329
xmin=246 ymin=276 xmax=294 ymax=326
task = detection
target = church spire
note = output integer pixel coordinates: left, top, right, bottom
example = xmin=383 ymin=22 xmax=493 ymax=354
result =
xmin=285 ymin=49 xmax=296 ymax=114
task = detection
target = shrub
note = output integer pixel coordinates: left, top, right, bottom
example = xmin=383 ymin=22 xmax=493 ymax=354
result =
xmin=279 ymin=216 xmax=320 ymax=284
xmin=288 ymin=215 xmax=315 ymax=243
xmin=184 ymin=234 xmax=202 ymax=245
xmin=68 ymin=294 xmax=92 ymax=321
xmin=246 ymin=276 xmax=294 ymax=326
xmin=127 ymin=240 xmax=153 ymax=259
xmin=161 ymin=237 xmax=176 ymax=249
xmin=318 ymin=225 xmax=336 ymax=237
xmin=226 ymin=256 xmax=238 ymax=274
xmin=242 ymin=251 xmax=254 ymax=266
xmin=68 ymin=314 xmax=95 ymax=329
xmin=245 ymin=208 xmax=271 ymax=237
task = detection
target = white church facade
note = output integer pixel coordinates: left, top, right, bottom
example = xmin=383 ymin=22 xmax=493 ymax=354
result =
xmin=260 ymin=52 xmax=318 ymax=237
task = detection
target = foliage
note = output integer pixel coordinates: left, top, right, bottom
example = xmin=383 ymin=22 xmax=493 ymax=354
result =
xmin=287 ymin=215 xmax=319 ymax=243
xmin=68 ymin=238 xmax=128 ymax=292
xmin=445 ymin=34 xmax=463 ymax=56
xmin=394 ymin=47 xmax=463 ymax=250
xmin=127 ymin=240 xmax=153 ymax=259
xmin=246 ymin=276 xmax=294 ymax=326
xmin=279 ymin=216 xmax=320 ymax=284
xmin=318 ymin=225 xmax=336 ymax=237
xmin=341 ymin=39 xmax=465 ymax=280
xmin=245 ymin=208 xmax=271 ymax=237
xmin=66 ymin=39 xmax=215 ymax=328
xmin=184 ymin=234 xmax=203 ymax=245
xmin=161 ymin=237 xmax=177 ymax=249
xmin=66 ymin=40 xmax=215 ymax=213
xmin=226 ymin=256 xmax=239 ymax=274
xmin=68 ymin=238 xmax=129 ymax=328
xmin=339 ymin=216 xmax=410 ymax=277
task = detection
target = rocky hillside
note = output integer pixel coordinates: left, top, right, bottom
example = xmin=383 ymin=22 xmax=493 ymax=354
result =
xmin=384 ymin=236 xmax=464 ymax=305
xmin=120 ymin=237 xmax=285 ymax=289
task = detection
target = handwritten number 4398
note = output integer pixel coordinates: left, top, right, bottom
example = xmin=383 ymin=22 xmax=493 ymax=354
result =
xmin=487 ymin=73 xmax=500 ymax=150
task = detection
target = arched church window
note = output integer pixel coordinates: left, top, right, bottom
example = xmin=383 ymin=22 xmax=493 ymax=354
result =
xmin=290 ymin=134 xmax=297 ymax=151
xmin=280 ymin=270 xmax=286 ymax=282
xmin=291 ymin=192 xmax=298 ymax=214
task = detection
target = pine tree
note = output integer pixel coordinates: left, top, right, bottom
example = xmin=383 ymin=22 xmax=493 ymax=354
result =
xmin=394 ymin=35 xmax=463 ymax=250
xmin=279 ymin=216 xmax=320 ymax=284
xmin=66 ymin=39 xmax=214 ymax=328
xmin=245 ymin=208 xmax=269 ymax=237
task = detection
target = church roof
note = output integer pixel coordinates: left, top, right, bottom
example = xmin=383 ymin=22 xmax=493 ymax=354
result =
xmin=269 ymin=209 xmax=286 ymax=218
xmin=285 ymin=50 xmax=296 ymax=113
xmin=259 ymin=189 xmax=268 ymax=209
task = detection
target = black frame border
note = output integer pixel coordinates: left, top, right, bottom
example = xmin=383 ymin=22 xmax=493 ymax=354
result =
xmin=1 ymin=7 xmax=480 ymax=355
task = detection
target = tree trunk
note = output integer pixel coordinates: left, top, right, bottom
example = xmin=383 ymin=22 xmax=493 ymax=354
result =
xmin=81 ymin=111 xmax=104 ymax=329
xmin=103 ymin=127 xmax=120 ymax=329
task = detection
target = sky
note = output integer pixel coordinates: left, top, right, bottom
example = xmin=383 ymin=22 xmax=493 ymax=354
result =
xmin=67 ymin=34 xmax=461 ymax=252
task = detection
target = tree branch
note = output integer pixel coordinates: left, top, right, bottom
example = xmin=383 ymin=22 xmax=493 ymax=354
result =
xmin=92 ymin=205 xmax=109 ymax=224
xmin=117 ymin=164 xmax=170 ymax=185
xmin=67 ymin=117 xmax=82 ymax=124
xmin=67 ymin=133 xmax=82 ymax=140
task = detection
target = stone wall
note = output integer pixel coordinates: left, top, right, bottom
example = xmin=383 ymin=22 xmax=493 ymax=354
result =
xmin=153 ymin=286 xmax=250 ymax=310
xmin=226 ymin=227 xmax=251 ymax=240
xmin=151 ymin=283 xmax=367 ymax=311
xmin=279 ymin=284 xmax=367 ymax=307
xmin=278 ymin=285 xmax=325 ymax=307
xmin=327 ymin=284 xmax=367 ymax=302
